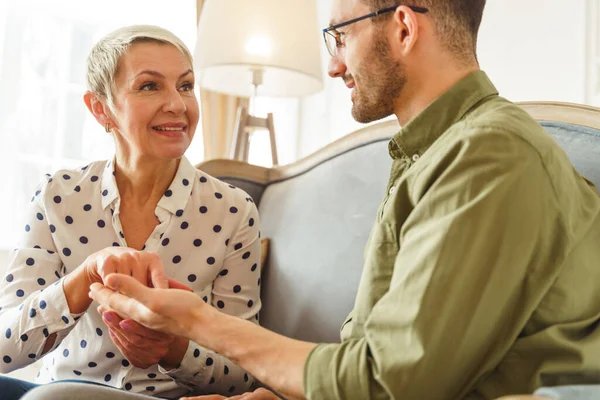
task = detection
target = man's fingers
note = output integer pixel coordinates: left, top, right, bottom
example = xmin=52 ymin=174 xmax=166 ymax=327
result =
xmin=89 ymin=280 xmax=146 ymax=321
xmin=168 ymin=278 xmax=194 ymax=292
xmin=104 ymin=274 xmax=151 ymax=300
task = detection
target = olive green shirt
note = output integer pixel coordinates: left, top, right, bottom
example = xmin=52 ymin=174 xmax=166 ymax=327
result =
xmin=303 ymin=71 xmax=600 ymax=400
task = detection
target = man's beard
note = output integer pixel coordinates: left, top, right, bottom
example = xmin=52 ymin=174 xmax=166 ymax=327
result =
xmin=350 ymin=35 xmax=406 ymax=123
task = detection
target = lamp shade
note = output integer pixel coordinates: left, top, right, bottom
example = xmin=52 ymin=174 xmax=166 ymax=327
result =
xmin=194 ymin=0 xmax=323 ymax=98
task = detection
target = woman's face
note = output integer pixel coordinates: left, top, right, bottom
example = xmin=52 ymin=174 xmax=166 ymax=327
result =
xmin=109 ymin=42 xmax=199 ymax=162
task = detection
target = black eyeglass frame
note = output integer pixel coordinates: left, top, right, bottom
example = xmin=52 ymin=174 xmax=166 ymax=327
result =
xmin=322 ymin=5 xmax=429 ymax=56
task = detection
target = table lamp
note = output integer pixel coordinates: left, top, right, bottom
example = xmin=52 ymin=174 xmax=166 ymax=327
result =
xmin=194 ymin=0 xmax=323 ymax=165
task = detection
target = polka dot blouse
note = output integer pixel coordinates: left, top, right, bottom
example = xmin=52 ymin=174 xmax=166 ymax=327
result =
xmin=0 ymin=157 xmax=261 ymax=398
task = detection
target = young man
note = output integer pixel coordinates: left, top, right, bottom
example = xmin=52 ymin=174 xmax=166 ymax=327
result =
xmin=22 ymin=1 xmax=600 ymax=399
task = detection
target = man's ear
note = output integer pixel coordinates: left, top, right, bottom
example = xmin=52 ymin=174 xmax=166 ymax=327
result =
xmin=392 ymin=5 xmax=420 ymax=55
xmin=83 ymin=92 xmax=114 ymax=130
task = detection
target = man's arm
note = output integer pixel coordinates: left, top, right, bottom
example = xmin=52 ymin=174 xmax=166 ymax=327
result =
xmin=303 ymin=130 xmax=565 ymax=399
xmin=89 ymin=274 xmax=315 ymax=400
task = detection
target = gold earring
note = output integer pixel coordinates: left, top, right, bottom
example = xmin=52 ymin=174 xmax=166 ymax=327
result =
xmin=105 ymin=123 xmax=111 ymax=133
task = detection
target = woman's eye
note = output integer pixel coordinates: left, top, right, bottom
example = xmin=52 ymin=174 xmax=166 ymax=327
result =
xmin=180 ymin=82 xmax=195 ymax=92
xmin=139 ymin=82 xmax=158 ymax=91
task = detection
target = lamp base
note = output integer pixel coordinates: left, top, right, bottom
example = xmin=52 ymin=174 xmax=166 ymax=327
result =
xmin=231 ymin=106 xmax=278 ymax=166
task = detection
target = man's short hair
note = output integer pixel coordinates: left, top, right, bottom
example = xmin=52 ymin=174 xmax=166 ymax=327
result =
xmin=364 ymin=0 xmax=487 ymax=62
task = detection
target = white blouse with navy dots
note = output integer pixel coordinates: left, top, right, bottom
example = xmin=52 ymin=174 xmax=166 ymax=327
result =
xmin=0 ymin=156 xmax=261 ymax=398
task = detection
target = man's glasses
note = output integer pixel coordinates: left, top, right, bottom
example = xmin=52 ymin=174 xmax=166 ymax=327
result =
xmin=322 ymin=5 xmax=429 ymax=57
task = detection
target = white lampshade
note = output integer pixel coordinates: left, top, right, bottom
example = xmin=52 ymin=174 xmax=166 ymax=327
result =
xmin=194 ymin=0 xmax=324 ymax=98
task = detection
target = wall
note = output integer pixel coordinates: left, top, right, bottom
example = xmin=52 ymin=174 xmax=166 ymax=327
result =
xmin=298 ymin=0 xmax=589 ymax=158
xmin=478 ymin=0 xmax=587 ymax=104
xmin=0 ymin=249 xmax=10 ymax=279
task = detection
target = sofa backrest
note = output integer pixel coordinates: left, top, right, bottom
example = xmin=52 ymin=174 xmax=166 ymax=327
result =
xmin=197 ymin=102 xmax=600 ymax=344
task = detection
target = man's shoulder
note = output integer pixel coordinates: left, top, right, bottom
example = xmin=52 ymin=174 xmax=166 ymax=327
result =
xmin=460 ymin=97 xmax=545 ymax=143
xmin=442 ymin=96 xmax=557 ymax=161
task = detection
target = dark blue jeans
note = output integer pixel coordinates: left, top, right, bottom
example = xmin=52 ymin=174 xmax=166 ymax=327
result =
xmin=0 ymin=376 xmax=39 ymax=400
xmin=0 ymin=376 xmax=105 ymax=400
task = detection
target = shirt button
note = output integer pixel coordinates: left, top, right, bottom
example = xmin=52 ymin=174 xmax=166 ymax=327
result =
xmin=412 ymin=154 xmax=420 ymax=162
xmin=389 ymin=186 xmax=396 ymax=195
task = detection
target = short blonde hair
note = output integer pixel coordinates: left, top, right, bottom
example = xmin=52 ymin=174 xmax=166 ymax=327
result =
xmin=86 ymin=25 xmax=193 ymax=109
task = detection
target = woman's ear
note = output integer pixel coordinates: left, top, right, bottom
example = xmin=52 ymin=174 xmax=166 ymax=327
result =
xmin=83 ymin=92 xmax=114 ymax=130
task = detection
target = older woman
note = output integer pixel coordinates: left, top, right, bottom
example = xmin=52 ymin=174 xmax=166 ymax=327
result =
xmin=0 ymin=25 xmax=261 ymax=399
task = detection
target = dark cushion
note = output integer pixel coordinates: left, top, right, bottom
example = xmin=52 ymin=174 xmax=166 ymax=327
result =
xmin=540 ymin=121 xmax=600 ymax=190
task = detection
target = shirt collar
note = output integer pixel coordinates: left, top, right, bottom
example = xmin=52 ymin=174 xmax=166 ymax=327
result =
xmin=101 ymin=158 xmax=118 ymax=210
xmin=388 ymin=70 xmax=499 ymax=160
xmin=157 ymin=156 xmax=196 ymax=215
xmin=101 ymin=156 xmax=196 ymax=215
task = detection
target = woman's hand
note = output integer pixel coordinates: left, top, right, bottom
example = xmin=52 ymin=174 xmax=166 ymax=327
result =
xmin=65 ymin=248 xmax=169 ymax=314
xmin=97 ymin=278 xmax=193 ymax=369
xmin=83 ymin=247 xmax=169 ymax=289
xmin=101 ymin=309 xmax=175 ymax=369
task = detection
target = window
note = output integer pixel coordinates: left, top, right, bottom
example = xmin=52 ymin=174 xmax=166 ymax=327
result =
xmin=0 ymin=0 xmax=199 ymax=249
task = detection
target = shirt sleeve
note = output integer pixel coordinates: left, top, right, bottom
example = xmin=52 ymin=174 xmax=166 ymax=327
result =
xmin=304 ymin=129 xmax=566 ymax=399
xmin=160 ymin=197 xmax=261 ymax=396
xmin=0 ymin=181 xmax=83 ymax=373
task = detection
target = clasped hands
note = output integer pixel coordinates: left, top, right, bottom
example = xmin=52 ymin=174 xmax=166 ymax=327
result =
xmin=83 ymin=247 xmax=191 ymax=370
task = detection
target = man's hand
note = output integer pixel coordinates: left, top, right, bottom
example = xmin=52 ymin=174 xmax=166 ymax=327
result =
xmin=181 ymin=388 xmax=281 ymax=400
xmin=90 ymin=274 xmax=210 ymax=340
xmin=98 ymin=278 xmax=194 ymax=369
xmin=90 ymin=274 xmax=312 ymax=400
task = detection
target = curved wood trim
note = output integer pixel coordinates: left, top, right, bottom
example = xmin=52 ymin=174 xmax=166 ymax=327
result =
xmin=196 ymin=159 xmax=274 ymax=185
xmin=197 ymin=102 xmax=600 ymax=185
xmin=196 ymin=119 xmax=399 ymax=184
xmin=274 ymin=119 xmax=398 ymax=181
xmin=517 ymin=101 xmax=600 ymax=130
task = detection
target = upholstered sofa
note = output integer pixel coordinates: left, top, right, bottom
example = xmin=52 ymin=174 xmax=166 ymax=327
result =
xmin=6 ymin=103 xmax=600 ymax=396
xmin=197 ymin=101 xmax=600 ymax=350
